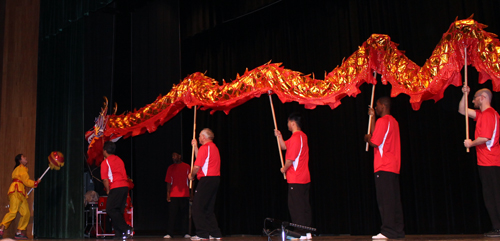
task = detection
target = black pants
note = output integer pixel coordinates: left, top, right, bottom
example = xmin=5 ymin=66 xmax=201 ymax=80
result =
xmin=374 ymin=171 xmax=405 ymax=239
xmin=478 ymin=166 xmax=500 ymax=229
xmin=288 ymin=183 xmax=312 ymax=235
xmin=192 ymin=176 xmax=221 ymax=239
xmin=106 ymin=186 xmax=131 ymax=236
xmin=167 ymin=197 xmax=189 ymax=236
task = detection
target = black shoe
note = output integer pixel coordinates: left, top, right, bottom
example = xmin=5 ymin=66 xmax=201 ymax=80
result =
xmin=114 ymin=234 xmax=126 ymax=240
xmin=485 ymin=229 xmax=500 ymax=237
xmin=114 ymin=234 xmax=129 ymax=240
xmin=125 ymin=227 xmax=134 ymax=238
xmin=14 ymin=233 xmax=28 ymax=240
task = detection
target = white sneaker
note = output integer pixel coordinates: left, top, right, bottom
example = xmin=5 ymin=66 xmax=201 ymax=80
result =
xmin=191 ymin=236 xmax=209 ymax=240
xmin=164 ymin=234 xmax=172 ymax=239
xmin=372 ymin=233 xmax=388 ymax=239
xmin=209 ymin=235 xmax=222 ymax=240
xmin=184 ymin=234 xmax=192 ymax=238
xmin=297 ymin=232 xmax=312 ymax=239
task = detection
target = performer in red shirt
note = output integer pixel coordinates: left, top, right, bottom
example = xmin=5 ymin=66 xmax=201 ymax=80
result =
xmin=460 ymin=87 xmax=500 ymax=237
xmin=188 ymin=128 xmax=222 ymax=240
xmin=365 ymin=97 xmax=405 ymax=239
xmin=274 ymin=113 xmax=312 ymax=239
xmin=100 ymin=141 xmax=133 ymax=239
xmin=164 ymin=152 xmax=191 ymax=239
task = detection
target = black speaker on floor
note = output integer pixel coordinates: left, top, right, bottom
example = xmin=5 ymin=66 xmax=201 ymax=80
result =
xmin=263 ymin=218 xmax=316 ymax=241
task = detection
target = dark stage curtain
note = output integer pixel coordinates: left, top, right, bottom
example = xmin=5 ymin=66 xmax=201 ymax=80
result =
xmin=39 ymin=0 xmax=113 ymax=39
xmin=128 ymin=2 xmax=183 ymax=232
xmin=179 ymin=0 xmax=500 ymax=236
xmin=38 ymin=0 xmax=500 ymax=238
xmin=35 ymin=20 xmax=85 ymax=238
xmin=35 ymin=0 xmax=112 ymax=238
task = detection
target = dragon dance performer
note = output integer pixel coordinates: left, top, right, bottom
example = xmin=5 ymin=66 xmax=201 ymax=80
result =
xmin=164 ymin=152 xmax=191 ymax=239
xmin=188 ymin=128 xmax=222 ymax=240
xmin=364 ymin=97 xmax=405 ymax=239
xmin=459 ymin=86 xmax=500 ymax=238
xmin=0 ymin=154 xmax=40 ymax=240
xmin=274 ymin=113 xmax=313 ymax=240
xmin=101 ymin=141 xmax=133 ymax=240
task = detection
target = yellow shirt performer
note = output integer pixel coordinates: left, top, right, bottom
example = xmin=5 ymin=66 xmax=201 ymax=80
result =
xmin=0 ymin=154 xmax=40 ymax=240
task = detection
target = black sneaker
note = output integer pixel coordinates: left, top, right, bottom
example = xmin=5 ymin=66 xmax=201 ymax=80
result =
xmin=484 ymin=229 xmax=500 ymax=237
xmin=114 ymin=233 xmax=128 ymax=240
xmin=15 ymin=233 xmax=28 ymax=240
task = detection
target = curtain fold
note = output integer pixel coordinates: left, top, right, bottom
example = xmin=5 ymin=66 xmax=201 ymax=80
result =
xmin=35 ymin=0 xmax=113 ymax=238
xmin=39 ymin=0 xmax=113 ymax=40
xmin=35 ymin=19 xmax=85 ymax=238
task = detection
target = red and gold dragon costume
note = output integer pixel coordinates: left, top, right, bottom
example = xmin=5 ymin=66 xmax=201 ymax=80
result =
xmin=86 ymin=17 xmax=500 ymax=166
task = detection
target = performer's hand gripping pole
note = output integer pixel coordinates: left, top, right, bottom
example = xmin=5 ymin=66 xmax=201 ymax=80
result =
xmin=189 ymin=106 xmax=197 ymax=189
xmin=27 ymin=167 xmax=50 ymax=196
xmin=268 ymin=91 xmax=286 ymax=179
xmin=366 ymin=72 xmax=377 ymax=152
xmin=464 ymin=47 xmax=470 ymax=153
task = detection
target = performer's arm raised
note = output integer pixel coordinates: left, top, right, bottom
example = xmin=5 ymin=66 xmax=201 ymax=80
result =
xmin=368 ymin=107 xmax=376 ymax=135
xmin=191 ymin=139 xmax=199 ymax=157
xmin=459 ymin=86 xmax=476 ymax=119
xmin=364 ymin=107 xmax=378 ymax=148
xmin=274 ymin=129 xmax=287 ymax=150
xmin=18 ymin=171 xmax=36 ymax=188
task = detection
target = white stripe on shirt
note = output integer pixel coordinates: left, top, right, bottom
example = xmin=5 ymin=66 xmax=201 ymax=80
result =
xmin=293 ymin=135 xmax=303 ymax=171
xmin=487 ymin=117 xmax=498 ymax=151
xmin=378 ymin=122 xmax=390 ymax=157
xmin=202 ymin=145 xmax=210 ymax=175
xmin=106 ymin=159 xmax=114 ymax=183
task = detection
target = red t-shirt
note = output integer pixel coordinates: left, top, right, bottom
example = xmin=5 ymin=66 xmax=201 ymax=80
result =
xmin=101 ymin=155 xmax=129 ymax=189
xmin=284 ymin=131 xmax=310 ymax=184
xmin=194 ymin=142 xmax=221 ymax=179
xmin=165 ymin=162 xmax=190 ymax=197
xmin=474 ymin=108 xmax=500 ymax=166
xmin=370 ymin=115 xmax=401 ymax=174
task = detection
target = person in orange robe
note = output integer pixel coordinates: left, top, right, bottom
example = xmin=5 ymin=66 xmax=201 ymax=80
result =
xmin=0 ymin=154 xmax=40 ymax=240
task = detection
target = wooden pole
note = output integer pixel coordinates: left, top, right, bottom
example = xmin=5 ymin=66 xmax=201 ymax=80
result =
xmin=27 ymin=167 xmax=50 ymax=196
xmin=268 ymin=91 xmax=286 ymax=179
xmin=366 ymin=72 xmax=377 ymax=151
xmin=464 ymin=47 xmax=470 ymax=153
xmin=189 ymin=106 xmax=197 ymax=188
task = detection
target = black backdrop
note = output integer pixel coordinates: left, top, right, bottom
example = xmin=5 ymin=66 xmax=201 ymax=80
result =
xmin=80 ymin=0 xmax=500 ymax=236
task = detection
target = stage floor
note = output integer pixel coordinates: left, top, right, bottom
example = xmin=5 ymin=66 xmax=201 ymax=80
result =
xmin=17 ymin=234 xmax=497 ymax=240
